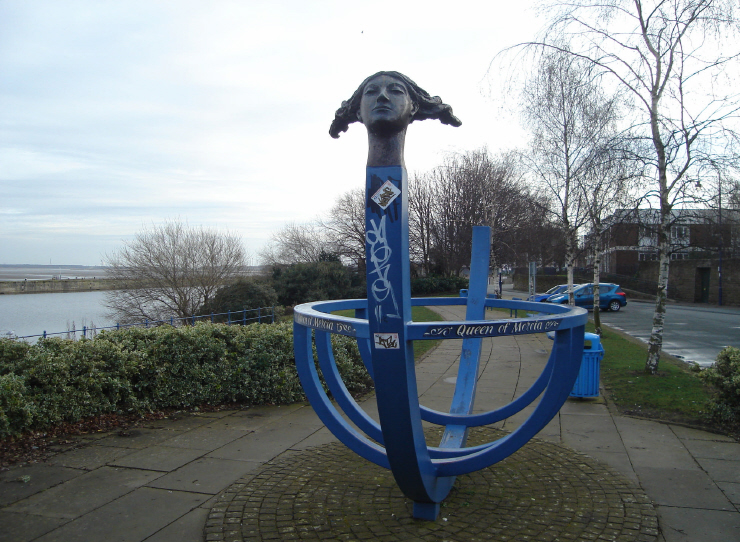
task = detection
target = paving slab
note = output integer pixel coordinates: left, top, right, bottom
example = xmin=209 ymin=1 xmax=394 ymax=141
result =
xmin=33 ymin=487 xmax=208 ymax=542
xmin=289 ymin=426 xmax=338 ymax=450
xmin=586 ymin=450 xmax=640 ymax=484
xmin=46 ymin=444 xmax=134 ymax=470
xmin=635 ymin=467 xmax=734 ymax=510
xmin=695 ymin=456 xmax=740 ymax=484
xmin=205 ymin=408 xmax=325 ymax=463
xmin=717 ymin=481 xmax=740 ymax=507
xmin=145 ymin=457 xmax=260 ymax=494
xmin=657 ymin=506 xmax=740 ymax=542
xmin=0 ymin=510 xmax=68 ymax=542
xmin=680 ymin=438 xmax=740 ymax=460
xmin=0 ymin=464 xmax=82 ymax=506
xmin=96 ymin=427 xmax=191 ymax=450
xmin=4 ymin=466 xmax=163 ymax=519
xmin=109 ymin=445 xmax=206 ymax=472
xmin=162 ymin=427 xmax=251 ymax=451
xmin=560 ymin=413 xmax=627 ymax=454
xmin=143 ymin=506 xmax=210 ymax=542
xmin=671 ymin=425 xmax=737 ymax=442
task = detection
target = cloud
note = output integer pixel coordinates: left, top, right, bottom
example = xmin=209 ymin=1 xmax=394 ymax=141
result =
xmin=0 ymin=0 xmax=537 ymax=265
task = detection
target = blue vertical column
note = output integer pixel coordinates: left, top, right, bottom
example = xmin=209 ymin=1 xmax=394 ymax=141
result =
xmin=365 ymin=166 xmax=452 ymax=519
xmin=439 ymin=226 xmax=490 ymax=450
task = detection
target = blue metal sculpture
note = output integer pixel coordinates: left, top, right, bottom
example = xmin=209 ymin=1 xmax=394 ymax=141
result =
xmin=294 ymin=72 xmax=587 ymax=520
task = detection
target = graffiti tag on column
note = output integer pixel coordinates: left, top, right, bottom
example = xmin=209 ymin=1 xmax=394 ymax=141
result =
xmin=367 ymin=215 xmax=400 ymax=322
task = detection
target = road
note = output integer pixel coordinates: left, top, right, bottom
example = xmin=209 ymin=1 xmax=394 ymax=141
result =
xmin=502 ymin=285 xmax=740 ymax=367
xmin=593 ymin=299 xmax=740 ymax=367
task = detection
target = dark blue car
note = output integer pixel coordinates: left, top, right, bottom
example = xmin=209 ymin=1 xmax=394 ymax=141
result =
xmin=545 ymin=283 xmax=627 ymax=311
xmin=529 ymin=284 xmax=575 ymax=302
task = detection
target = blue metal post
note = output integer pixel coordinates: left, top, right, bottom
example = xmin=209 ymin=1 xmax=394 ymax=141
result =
xmin=258 ymin=307 xmax=261 ymax=323
xmin=272 ymin=305 xmax=275 ymax=323
xmin=228 ymin=310 xmax=231 ymax=325
xmin=365 ymin=166 xmax=451 ymax=519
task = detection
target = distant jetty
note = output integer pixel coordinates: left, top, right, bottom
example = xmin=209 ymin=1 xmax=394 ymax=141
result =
xmin=0 ymin=278 xmax=118 ymax=295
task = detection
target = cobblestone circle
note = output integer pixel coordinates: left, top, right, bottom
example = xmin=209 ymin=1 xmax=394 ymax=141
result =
xmin=205 ymin=428 xmax=658 ymax=541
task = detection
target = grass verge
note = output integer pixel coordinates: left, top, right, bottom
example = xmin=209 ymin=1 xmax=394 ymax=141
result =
xmin=332 ymin=305 xmax=444 ymax=362
xmin=594 ymin=322 xmax=716 ymax=428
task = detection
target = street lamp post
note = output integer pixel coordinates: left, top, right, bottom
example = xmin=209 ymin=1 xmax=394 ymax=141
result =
xmin=718 ymin=171 xmax=723 ymax=306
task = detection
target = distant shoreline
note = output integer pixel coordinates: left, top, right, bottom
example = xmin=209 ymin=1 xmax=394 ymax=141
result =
xmin=0 ymin=278 xmax=118 ymax=295
xmin=0 ymin=265 xmax=109 ymax=282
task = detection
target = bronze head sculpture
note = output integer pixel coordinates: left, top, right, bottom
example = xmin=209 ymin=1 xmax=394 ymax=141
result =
xmin=329 ymin=71 xmax=461 ymax=167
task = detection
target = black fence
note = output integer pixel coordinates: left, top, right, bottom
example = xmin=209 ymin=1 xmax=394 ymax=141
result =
xmin=13 ymin=306 xmax=277 ymax=342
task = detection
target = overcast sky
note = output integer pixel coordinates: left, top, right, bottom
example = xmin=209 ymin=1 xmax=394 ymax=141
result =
xmin=1 ymin=0 xmax=542 ymax=266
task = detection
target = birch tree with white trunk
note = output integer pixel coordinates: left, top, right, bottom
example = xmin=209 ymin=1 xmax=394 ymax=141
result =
xmin=530 ymin=0 xmax=740 ymax=373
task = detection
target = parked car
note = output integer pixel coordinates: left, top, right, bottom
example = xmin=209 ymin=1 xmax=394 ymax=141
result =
xmin=529 ymin=284 xmax=576 ymax=302
xmin=545 ymin=283 xmax=627 ymax=311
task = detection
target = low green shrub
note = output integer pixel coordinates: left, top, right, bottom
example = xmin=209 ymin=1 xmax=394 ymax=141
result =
xmin=0 ymin=322 xmax=371 ymax=439
xmin=700 ymin=346 xmax=740 ymax=425
xmin=411 ymin=275 xmax=469 ymax=296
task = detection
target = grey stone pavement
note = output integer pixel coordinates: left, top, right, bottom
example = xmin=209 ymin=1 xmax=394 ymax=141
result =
xmin=1 ymin=286 xmax=738 ymax=541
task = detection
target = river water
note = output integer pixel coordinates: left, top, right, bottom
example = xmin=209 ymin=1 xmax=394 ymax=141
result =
xmin=0 ymin=291 xmax=116 ymax=340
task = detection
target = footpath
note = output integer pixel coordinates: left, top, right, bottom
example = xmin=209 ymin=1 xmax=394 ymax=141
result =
xmin=0 ymin=288 xmax=738 ymax=541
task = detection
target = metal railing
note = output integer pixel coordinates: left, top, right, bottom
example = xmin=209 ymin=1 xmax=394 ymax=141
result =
xmin=12 ymin=306 xmax=277 ymax=342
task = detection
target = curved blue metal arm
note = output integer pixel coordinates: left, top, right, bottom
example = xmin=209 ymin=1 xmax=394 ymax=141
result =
xmin=293 ymin=323 xmax=389 ymax=469
xmin=293 ymin=164 xmax=588 ymax=520
xmin=315 ymin=330 xmax=384 ymax=444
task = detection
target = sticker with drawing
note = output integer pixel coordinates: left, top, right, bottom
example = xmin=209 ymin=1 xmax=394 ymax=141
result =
xmin=371 ymin=180 xmax=401 ymax=210
xmin=374 ymin=333 xmax=400 ymax=349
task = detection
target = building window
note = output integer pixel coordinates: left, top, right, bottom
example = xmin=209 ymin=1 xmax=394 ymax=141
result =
xmin=639 ymin=226 xmax=658 ymax=247
xmin=671 ymin=225 xmax=689 ymax=245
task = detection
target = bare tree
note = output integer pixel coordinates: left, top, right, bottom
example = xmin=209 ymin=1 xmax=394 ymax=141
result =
xmin=320 ymin=189 xmax=366 ymax=271
xmin=410 ymin=149 xmax=553 ymax=276
xmin=259 ymin=222 xmax=330 ymax=266
xmin=520 ymin=48 xmax=617 ymax=304
xmin=582 ymin=140 xmax=643 ymax=334
xmin=409 ymin=173 xmax=437 ymax=275
xmin=530 ymin=0 xmax=740 ymax=373
xmin=104 ymin=220 xmax=248 ymax=323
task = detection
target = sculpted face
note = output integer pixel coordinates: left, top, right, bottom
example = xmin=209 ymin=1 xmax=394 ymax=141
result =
xmin=357 ymin=74 xmax=419 ymax=136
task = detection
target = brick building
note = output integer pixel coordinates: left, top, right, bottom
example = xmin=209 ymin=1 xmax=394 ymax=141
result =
xmin=598 ymin=209 xmax=739 ymax=304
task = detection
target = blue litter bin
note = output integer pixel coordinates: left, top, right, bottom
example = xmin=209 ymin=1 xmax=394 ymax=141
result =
xmin=570 ymin=332 xmax=604 ymax=398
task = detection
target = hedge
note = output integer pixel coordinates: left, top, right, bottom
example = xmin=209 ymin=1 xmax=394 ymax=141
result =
xmin=410 ymin=275 xmax=469 ymax=296
xmin=700 ymin=346 xmax=740 ymax=426
xmin=0 ymin=322 xmax=372 ymax=439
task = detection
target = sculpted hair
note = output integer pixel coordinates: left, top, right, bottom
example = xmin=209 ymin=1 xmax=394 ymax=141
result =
xmin=329 ymin=71 xmax=462 ymax=138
